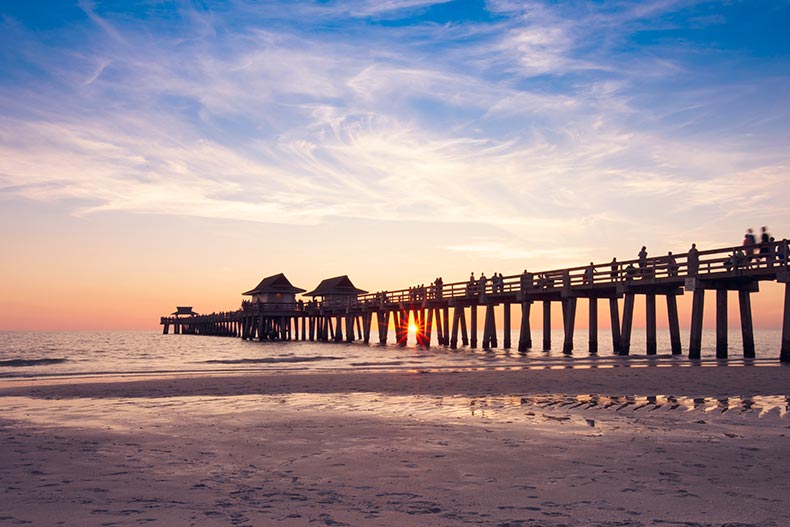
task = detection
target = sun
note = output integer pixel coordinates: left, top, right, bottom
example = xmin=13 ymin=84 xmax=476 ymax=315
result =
xmin=408 ymin=322 xmax=418 ymax=333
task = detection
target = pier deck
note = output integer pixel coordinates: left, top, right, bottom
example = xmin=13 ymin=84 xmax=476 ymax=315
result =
xmin=161 ymin=242 xmax=790 ymax=361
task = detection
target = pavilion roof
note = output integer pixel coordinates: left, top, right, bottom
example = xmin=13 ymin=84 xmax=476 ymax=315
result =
xmin=171 ymin=306 xmax=198 ymax=316
xmin=303 ymin=275 xmax=368 ymax=297
xmin=242 ymin=273 xmax=306 ymax=296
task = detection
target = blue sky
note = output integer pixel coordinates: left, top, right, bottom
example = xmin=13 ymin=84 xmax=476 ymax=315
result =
xmin=1 ymin=1 xmax=790 ymax=324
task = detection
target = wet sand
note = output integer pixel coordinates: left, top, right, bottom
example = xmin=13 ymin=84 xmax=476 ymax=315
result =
xmin=2 ymin=365 xmax=790 ymax=526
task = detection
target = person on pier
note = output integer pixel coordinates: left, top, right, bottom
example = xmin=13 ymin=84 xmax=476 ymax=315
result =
xmin=624 ymin=263 xmax=636 ymax=282
xmin=638 ymin=246 xmax=648 ymax=276
xmin=492 ymin=273 xmax=503 ymax=293
xmin=610 ymin=257 xmax=618 ymax=281
xmin=667 ymin=252 xmax=679 ymax=277
xmin=478 ymin=273 xmax=487 ymax=297
xmin=466 ymin=273 xmax=476 ymax=297
xmin=687 ymin=243 xmax=700 ymax=276
xmin=760 ymin=226 xmax=772 ymax=262
xmin=583 ymin=262 xmax=595 ymax=285
xmin=434 ymin=277 xmax=443 ymax=299
xmin=520 ymin=269 xmax=533 ymax=291
xmin=743 ymin=228 xmax=757 ymax=261
xmin=733 ymin=249 xmax=748 ymax=270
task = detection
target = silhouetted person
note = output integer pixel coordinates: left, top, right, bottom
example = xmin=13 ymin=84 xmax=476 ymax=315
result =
xmin=666 ymin=251 xmax=678 ymax=277
xmin=779 ymin=239 xmax=789 ymax=264
xmin=478 ymin=273 xmax=487 ymax=297
xmin=638 ymin=246 xmax=648 ymax=276
xmin=687 ymin=243 xmax=699 ymax=276
xmin=624 ymin=263 xmax=636 ymax=282
xmin=520 ymin=269 xmax=532 ymax=291
xmin=583 ymin=262 xmax=595 ymax=285
xmin=744 ymin=228 xmax=757 ymax=260
xmin=733 ymin=249 xmax=747 ymax=270
xmin=759 ymin=226 xmax=771 ymax=262
xmin=610 ymin=257 xmax=618 ymax=281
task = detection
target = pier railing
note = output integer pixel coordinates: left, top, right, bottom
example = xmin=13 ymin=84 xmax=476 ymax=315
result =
xmin=357 ymin=240 xmax=789 ymax=305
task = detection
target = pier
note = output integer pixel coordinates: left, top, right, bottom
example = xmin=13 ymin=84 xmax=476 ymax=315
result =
xmin=161 ymin=241 xmax=790 ymax=362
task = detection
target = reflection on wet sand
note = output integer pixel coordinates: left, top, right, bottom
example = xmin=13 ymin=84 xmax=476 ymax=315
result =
xmin=511 ymin=393 xmax=790 ymax=417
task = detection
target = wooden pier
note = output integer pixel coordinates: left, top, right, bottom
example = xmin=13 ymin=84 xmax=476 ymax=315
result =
xmin=161 ymin=241 xmax=790 ymax=361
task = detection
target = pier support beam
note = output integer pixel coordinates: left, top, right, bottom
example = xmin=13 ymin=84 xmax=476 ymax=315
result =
xmin=518 ymin=302 xmax=532 ymax=352
xmin=503 ymin=303 xmax=511 ymax=349
xmin=443 ymin=306 xmax=450 ymax=346
xmin=543 ymin=301 xmax=551 ymax=351
xmin=562 ymin=298 xmax=577 ymax=355
xmin=689 ymin=290 xmax=705 ymax=359
xmin=450 ymin=307 xmax=460 ymax=349
xmin=620 ymin=293 xmax=635 ymax=355
xmin=588 ymin=298 xmax=598 ymax=354
xmin=738 ymin=291 xmax=755 ymax=358
xmin=781 ymin=283 xmax=790 ymax=362
xmin=609 ymin=298 xmax=620 ymax=355
xmin=377 ymin=311 xmax=389 ymax=344
xmin=460 ymin=308 xmax=469 ymax=346
xmin=666 ymin=295 xmax=682 ymax=355
xmin=482 ymin=305 xmax=493 ymax=351
xmin=646 ymin=293 xmax=657 ymax=355
xmin=716 ymin=289 xmax=728 ymax=359
xmin=470 ymin=305 xmax=478 ymax=348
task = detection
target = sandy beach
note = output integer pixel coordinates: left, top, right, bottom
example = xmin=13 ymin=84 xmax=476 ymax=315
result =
xmin=2 ymin=365 xmax=790 ymax=526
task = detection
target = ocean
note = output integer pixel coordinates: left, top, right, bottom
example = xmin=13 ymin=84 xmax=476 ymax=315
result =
xmin=0 ymin=328 xmax=784 ymax=380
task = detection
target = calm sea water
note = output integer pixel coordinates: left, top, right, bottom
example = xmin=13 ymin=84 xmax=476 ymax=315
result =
xmin=0 ymin=329 xmax=784 ymax=379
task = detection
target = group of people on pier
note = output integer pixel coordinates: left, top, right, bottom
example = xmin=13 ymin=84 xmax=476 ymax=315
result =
xmin=464 ymin=272 xmax=507 ymax=297
xmin=407 ymin=277 xmax=445 ymax=301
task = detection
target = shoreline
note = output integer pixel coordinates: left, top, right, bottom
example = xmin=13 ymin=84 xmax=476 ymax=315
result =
xmin=2 ymin=362 xmax=790 ymax=399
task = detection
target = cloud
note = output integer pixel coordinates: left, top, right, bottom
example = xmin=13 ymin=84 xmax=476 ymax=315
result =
xmin=1 ymin=0 xmax=789 ymax=258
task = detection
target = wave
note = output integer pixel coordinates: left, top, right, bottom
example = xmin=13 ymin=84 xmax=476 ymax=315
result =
xmin=0 ymin=358 xmax=68 ymax=367
xmin=200 ymin=356 xmax=343 ymax=365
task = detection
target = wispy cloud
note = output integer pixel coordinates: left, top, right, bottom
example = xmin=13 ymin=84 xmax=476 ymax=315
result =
xmin=1 ymin=0 xmax=789 ymax=261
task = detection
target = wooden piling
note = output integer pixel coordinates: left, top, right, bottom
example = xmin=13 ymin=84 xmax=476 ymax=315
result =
xmin=588 ymin=298 xmax=598 ymax=354
xmin=646 ymin=293 xmax=657 ymax=355
xmin=689 ymin=289 xmax=705 ymax=359
xmin=666 ymin=294 xmax=682 ymax=355
xmin=738 ymin=291 xmax=755 ymax=358
xmin=482 ymin=305 xmax=492 ymax=351
xmin=503 ymin=302 xmax=511 ymax=349
xmin=470 ymin=305 xmax=478 ymax=348
xmin=543 ymin=301 xmax=551 ymax=350
xmin=716 ymin=289 xmax=728 ymax=359
xmin=620 ymin=293 xmax=635 ymax=355
xmin=460 ymin=308 xmax=469 ymax=346
xmin=562 ymin=298 xmax=576 ymax=355
xmin=442 ymin=306 xmax=450 ymax=346
xmin=781 ymin=283 xmax=790 ymax=362
xmin=450 ymin=307 xmax=460 ymax=349
xmin=609 ymin=298 xmax=620 ymax=355
xmin=518 ymin=302 xmax=532 ymax=352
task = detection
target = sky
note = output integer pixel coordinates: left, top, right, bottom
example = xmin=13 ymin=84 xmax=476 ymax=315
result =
xmin=1 ymin=0 xmax=789 ymax=330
